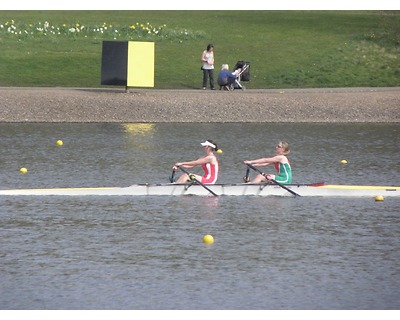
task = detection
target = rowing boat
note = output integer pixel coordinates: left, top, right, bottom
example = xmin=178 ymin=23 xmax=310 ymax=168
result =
xmin=0 ymin=183 xmax=399 ymax=197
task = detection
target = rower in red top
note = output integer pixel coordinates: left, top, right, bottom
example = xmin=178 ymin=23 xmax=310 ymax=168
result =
xmin=173 ymin=140 xmax=220 ymax=184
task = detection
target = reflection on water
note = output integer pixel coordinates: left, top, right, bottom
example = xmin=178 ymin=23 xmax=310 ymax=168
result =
xmin=0 ymin=123 xmax=399 ymax=310
xmin=122 ymin=123 xmax=156 ymax=135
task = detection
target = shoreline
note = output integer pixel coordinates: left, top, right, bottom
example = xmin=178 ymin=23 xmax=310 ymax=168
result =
xmin=0 ymin=87 xmax=399 ymax=123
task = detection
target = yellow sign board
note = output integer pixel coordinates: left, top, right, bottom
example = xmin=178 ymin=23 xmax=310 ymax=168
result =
xmin=127 ymin=41 xmax=155 ymax=87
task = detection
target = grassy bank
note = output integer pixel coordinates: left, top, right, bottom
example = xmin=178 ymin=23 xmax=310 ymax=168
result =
xmin=0 ymin=10 xmax=399 ymax=89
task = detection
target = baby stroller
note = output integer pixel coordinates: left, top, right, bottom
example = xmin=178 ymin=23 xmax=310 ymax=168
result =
xmin=233 ymin=61 xmax=250 ymax=90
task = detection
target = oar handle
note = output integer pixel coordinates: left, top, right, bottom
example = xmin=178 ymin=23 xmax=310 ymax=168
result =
xmin=246 ymin=163 xmax=300 ymax=197
xmin=169 ymin=169 xmax=176 ymax=183
xmin=178 ymin=166 xmax=218 ymax=196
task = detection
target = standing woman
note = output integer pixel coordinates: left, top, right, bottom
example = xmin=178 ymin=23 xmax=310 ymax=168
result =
xmin=201 ymin=44 xmax=215 ymax=90
xmin=173 ymin=140 xmax=220 ymax=184
xmin=243 ymin=141 xmax=292 ymax=184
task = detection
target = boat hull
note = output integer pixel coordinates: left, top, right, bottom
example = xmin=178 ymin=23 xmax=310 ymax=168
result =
xmin=0 ymin=183 xmax=399 ymax=197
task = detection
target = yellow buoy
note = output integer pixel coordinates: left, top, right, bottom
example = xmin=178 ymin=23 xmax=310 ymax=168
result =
xmin=20 ymin=167 xmax=28 ymax=174
xmin=203 ymin=234 xmax=214 ymax=244
xmin=340 ymin=159 xmax=347 ymax=164
xmin=56 ymin=140 xmax=63 ymax=146
xmin=375 ymin=195 xmax=384 ymax=202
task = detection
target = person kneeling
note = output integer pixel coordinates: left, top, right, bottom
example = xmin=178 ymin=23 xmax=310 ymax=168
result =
xmin=217 ymin=64 xmax=240 ymax=91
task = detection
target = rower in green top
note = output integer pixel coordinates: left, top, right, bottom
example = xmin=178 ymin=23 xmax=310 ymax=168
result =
xmin=243 ymin=141 xmax=292 ymax=184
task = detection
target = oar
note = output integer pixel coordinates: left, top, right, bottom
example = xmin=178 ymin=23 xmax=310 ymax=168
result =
xmin=169 ymin=169 xmax=176 ymax=183
xmin=246 ymin=163 xmax=301 ymax=197
xmin=178 ymin=166 xmax=218 ymax=196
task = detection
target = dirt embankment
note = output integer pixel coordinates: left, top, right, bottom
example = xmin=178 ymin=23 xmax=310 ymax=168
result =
xmin=0 ymin=87 xmax=399 ymax=122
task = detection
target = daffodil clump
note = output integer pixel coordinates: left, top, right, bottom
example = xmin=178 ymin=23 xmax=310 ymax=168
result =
xmin=0 ymin=20 xmax=204 ymax=41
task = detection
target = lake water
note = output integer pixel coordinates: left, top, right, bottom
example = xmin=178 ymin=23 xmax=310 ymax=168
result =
xmin=0 ymin=123 xmax=399 ymax=310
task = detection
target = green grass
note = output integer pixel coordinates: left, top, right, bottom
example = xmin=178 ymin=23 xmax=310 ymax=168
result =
xmin=0 ymin=10 xmax=399 ymax=89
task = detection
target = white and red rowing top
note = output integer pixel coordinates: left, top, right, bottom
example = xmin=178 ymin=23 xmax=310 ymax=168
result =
xmin=201 ymin=161 xmax=219 ymax=184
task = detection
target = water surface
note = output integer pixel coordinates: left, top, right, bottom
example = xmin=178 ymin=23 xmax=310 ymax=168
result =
xmin=0 ymin=123 xmax=399 ymax=309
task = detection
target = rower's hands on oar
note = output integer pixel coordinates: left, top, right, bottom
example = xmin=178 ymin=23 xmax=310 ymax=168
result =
xmin=172 ymin=163 xmax=182 ymax=171
xmin=263 ymin=174 xmax=272 ymax=181
xmin=244 ymin=161 xmax=272 ymax=181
